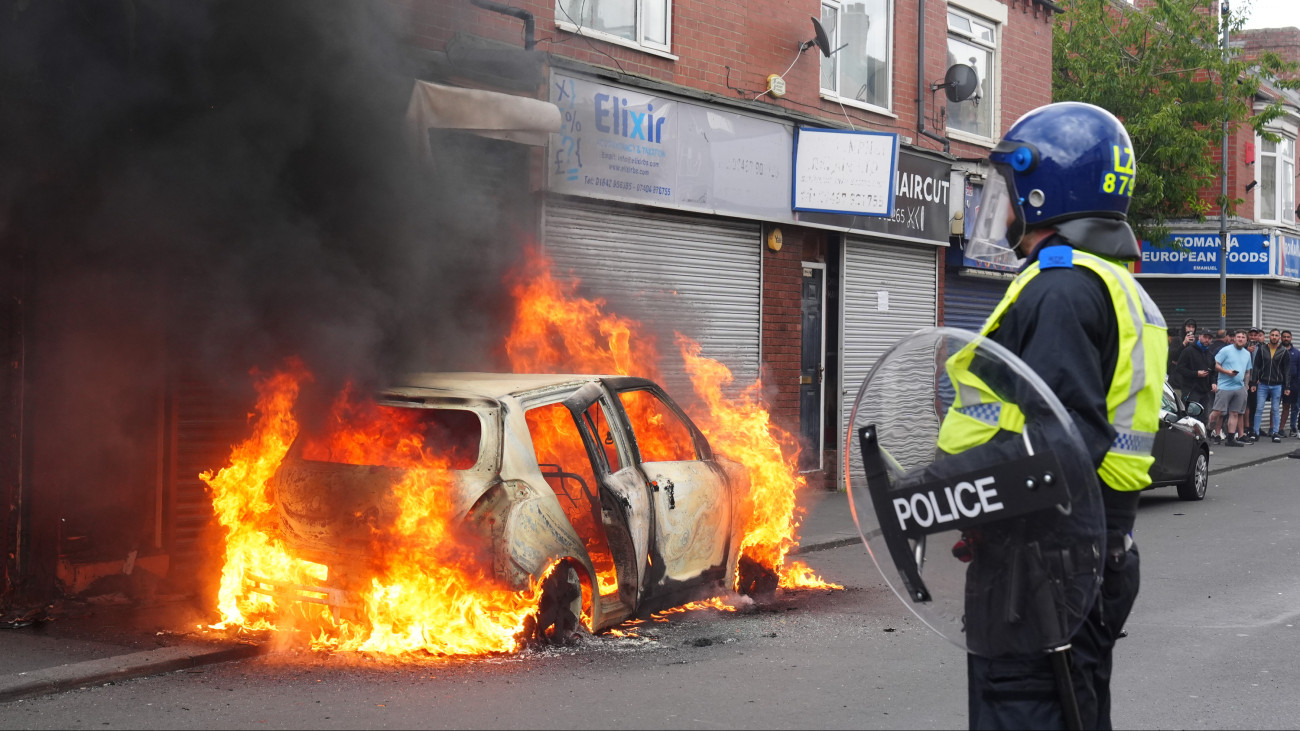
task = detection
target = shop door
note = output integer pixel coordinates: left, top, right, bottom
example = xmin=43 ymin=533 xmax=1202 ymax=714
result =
xmin=799 ymin=263 xmax=826 ymax=471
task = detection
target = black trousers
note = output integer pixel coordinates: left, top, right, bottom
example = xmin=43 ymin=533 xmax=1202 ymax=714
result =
xmin=967 ymin=542 xmax=1140 ymax=730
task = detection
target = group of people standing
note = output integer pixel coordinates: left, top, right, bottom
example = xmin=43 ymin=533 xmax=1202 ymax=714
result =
xmin=1168 ymin=318 xmax=1297 ymax=447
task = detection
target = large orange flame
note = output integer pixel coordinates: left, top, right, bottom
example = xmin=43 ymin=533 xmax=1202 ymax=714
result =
xmin=205 ymin=245 xmax=837 ymax=659
xmin=505 ymin=246 xmax=658 ymax=379
xmin=677 ymin=336 xmax=839 ymax=590
xmin=203 ymin=365 xmax=545 ymax=657
xmin=506 ymin=246 xmax=838 ymax=591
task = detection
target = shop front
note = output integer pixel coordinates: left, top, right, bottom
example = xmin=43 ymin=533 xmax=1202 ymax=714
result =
xmin=1133 ymin=229 xmax=1300 ymax=332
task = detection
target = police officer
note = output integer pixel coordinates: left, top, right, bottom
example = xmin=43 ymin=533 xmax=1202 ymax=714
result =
xmin=962 ymin=102 xmax=1166 ymax=730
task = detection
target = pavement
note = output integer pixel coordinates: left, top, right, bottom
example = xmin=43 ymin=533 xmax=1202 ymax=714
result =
xmin=2 ymin=434 xmax=1297 ymax=704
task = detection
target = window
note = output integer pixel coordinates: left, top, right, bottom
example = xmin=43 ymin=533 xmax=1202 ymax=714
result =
xmin=1258 ymin=134 xmax=1296 ymax=225
xmin=301 ymin=405 xmax=481 ymax=470
xmin=819 ymin=0 xmax=891 ymax=111
xmin=617 ymin=389 xmax=697 ymax=463
xmin=946 ymin=7 xmax=997 ymax=140
xmin=556 ymin=0 xmax=670 ymax=54
xmin=579 ymin=400 xmax=624 ymax=473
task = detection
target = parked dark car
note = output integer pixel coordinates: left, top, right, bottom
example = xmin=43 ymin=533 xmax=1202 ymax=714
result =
xmin=1146 ymin=381 xmax=1209 ymax=501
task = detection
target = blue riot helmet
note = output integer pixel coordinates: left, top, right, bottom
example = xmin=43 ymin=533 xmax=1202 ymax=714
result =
xmin=967 ymin=102 xmax=1141 ymax=267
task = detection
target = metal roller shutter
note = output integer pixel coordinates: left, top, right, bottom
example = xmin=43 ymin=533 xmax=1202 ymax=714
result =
xmin=943 ymin=272 xmax=1011 ymax=332
xmin=1259 ymin=282 xmax=1300 ymax=334
xmin=840 ymin=237 xmax=938 ymax=481
xmin=1138 ymin=278 xmax=1255 ymax=331
xmin=542 ymin=197 xmax=762 ymax=398
xmin=167 ymin=368 xmax=255 ymax=590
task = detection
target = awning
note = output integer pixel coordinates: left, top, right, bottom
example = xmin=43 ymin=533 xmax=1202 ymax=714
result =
xmin=404 ymin=80 xmax=561 ymax=160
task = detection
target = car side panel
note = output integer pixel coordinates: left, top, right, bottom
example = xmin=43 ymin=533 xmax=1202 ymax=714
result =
xmin=603 ymin=466 xmax=651 ymax=592
xmin=641 ymin=460 xmax=731 ymax=584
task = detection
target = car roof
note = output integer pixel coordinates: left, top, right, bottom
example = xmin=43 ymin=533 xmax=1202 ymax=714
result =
xmin=389 ymin=372 xmax=616 ymax=400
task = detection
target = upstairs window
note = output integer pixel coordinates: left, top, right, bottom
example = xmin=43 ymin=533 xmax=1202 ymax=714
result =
xmin=1259 ymin=135 xmax=1296 ymax=225
xmin=556 ymin=0 xmax=671 ymax=54
xmin=819 ymin=0 xmax=892 ymax=112
xmin=946 ymin=7 xmax=997 ymax=140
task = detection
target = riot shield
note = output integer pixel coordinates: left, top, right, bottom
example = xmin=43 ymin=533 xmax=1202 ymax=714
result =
xmin=844 ymin=327 xmax=1105 ymax=658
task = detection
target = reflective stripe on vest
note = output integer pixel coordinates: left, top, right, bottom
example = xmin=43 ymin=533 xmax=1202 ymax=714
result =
xmin=938 ymin=249 xmax=1166 ymax=492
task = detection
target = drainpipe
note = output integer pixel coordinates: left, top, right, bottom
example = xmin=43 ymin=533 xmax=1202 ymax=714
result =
xmin=470 ymin=0 xmax=536 ymax=51
xmin=916 ymin=0 xmax=950 ymax=153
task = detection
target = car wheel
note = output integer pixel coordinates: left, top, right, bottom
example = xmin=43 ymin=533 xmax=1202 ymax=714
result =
xmin=1176 ymin=450 xmax=1208 ymax=501
xmin=736 ymin=554 xmax=779 ymax=600
xmin=529 ymin=563 xmax=583 ymax=646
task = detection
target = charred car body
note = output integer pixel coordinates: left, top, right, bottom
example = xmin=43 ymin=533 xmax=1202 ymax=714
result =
xmin=265 ymin=373 xmax=767 ymax=640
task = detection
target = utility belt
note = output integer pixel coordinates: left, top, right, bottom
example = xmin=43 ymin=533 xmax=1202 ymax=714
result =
xmin=963 ymin=535 xmax=1101 ymax=657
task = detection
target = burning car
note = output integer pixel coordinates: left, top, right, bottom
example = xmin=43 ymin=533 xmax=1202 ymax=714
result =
xmin=259 ymin=372 xmax=773 ymax=645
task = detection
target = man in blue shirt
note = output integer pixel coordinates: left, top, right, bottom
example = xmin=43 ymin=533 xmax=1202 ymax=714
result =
xmin=1210 ymin=330 xmax=1254 ymax=447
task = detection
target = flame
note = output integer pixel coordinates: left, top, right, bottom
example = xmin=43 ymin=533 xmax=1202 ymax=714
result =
xmin=653 ymin=597 xmax=738 ymax=616
xmin=677 ymin=336 xmax=841 ymax=591
xmin=505 ymin=246 xmax=837 ymax=590
xmin=205 ymin=246 xmax=837 ymax=659
xmin=203 ymin=364 xmax=546 ymax=657
xmin=505 ymin=246 xmax=658 ymax=379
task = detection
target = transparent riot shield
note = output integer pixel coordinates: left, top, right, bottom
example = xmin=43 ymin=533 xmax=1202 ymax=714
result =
xmin=845 ymin=327 xmax=1105 ymax=658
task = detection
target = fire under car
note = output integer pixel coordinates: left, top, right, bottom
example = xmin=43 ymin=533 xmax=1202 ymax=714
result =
xmin=265 ymin=372 xmax=773 ymax=643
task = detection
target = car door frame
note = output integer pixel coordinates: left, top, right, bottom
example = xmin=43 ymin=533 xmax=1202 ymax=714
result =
xmin=601 ymin=376 xmax=735 ymax=607
xmin=561 ymin=382 xmax=653 ymax=613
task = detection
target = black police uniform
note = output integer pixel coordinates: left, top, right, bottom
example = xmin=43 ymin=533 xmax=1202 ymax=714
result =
xmin=966 ymin=220 xmax=1143 ymax=731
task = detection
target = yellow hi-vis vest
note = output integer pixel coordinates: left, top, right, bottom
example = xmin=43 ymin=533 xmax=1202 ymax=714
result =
xmin=937 ymin=249 xmax=1167 ymax=492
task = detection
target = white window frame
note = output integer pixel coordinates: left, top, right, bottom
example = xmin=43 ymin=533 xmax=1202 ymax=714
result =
xmin=554 ymin=0 xmax=676 ymax=59
xmin=818 ymin=0 xmax=894 ymax=115
xmin=1257 ymin=130 xmax=1297 ymax=226
xmin=945 ymin=0 xmax=1005 ymax=146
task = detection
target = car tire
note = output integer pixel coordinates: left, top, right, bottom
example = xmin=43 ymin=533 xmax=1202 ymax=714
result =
xmin=736 ymin=554 xmax=779 ymax=600
xmin=530 ymin=563 xmax=584 ymax=646
xmin=1176 ymin=450 xmax=1209 ymax=501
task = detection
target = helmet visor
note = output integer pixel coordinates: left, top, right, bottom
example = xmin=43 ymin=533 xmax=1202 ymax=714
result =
xmin=965 ymin=171 xmax=1023 ymax=269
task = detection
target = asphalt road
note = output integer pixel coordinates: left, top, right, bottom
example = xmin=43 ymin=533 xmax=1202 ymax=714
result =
xmin=1 ymin=458 xmax=1296 ymax=730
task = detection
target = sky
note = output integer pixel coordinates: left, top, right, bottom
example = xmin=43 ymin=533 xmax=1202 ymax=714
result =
xmin=1240 ymin=0 xmax=1300 ymax=29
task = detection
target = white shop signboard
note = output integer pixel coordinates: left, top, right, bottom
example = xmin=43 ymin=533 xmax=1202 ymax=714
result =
xmin=548 ymin=73 xmax=792 ymax=220
xmin=547 ymin=72 xmax=938 ymax=244
xmin=791 ymin=127 xmax=899 ymax=218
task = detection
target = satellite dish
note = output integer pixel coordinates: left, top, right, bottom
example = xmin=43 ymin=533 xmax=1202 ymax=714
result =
xmin=810 ymin=17 xmax=832 ymax=57
xmin=942 ymin=63 xmax=979 ymax=103
xmin=800 ymin=17 xmax=833 ymax=57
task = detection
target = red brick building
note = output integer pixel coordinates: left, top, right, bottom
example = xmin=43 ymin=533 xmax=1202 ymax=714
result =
xmin=1 ymin=1 xmax=1060 ymax=608
xmin=1132 ymin=20 xmax=1300 ymax=331
xmin=394 ymin=0 xmax=1058 ymax=488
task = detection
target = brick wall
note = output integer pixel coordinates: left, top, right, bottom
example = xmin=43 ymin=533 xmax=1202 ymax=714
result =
xmin=393 ymin=1 xmax=1056 ymax=148
xmin=1242 ymin=27 xmax=1300 ymax=81
xmin=760 ymin=226 xmax=809 ymax=438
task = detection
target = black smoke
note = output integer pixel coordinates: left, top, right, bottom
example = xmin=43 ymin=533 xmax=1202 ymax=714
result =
xmin=3 ymin=0 xmax=521 ymax=390
xmin=0 ymin=1 xmax=522 ymax=570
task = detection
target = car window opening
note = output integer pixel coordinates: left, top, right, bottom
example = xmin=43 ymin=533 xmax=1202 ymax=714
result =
xmin=300 ymin=405 xmax=481 ymax=470
xmin=525 ymin=402 xmax=621 ymax=599
xmin=617 ymin=389 xmax=697 ymax=463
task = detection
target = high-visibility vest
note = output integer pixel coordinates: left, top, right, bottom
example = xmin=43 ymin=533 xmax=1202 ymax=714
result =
xmin=937 ymin=248 xmax=1167 ymax=492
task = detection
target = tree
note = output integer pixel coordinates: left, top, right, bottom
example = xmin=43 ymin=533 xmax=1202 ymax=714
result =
xmin=1053 ymin=0 xmax=1299 ymax=245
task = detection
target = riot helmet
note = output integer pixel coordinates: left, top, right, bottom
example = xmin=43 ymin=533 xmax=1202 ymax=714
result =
xmin=968 ymin=102 xmax=1139 ymax=266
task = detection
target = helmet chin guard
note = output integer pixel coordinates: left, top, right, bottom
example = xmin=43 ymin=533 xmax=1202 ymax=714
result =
xmin=845 ymin=327 xmax=1105 ymax=658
